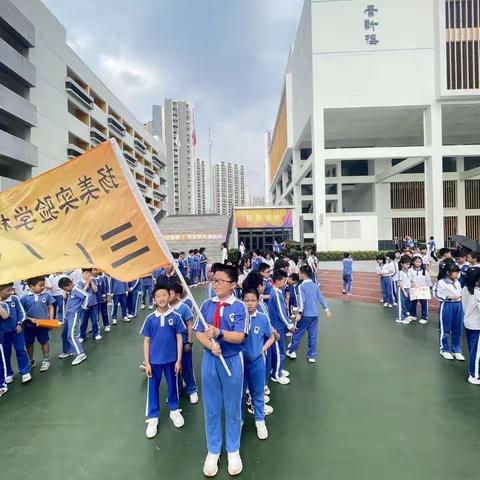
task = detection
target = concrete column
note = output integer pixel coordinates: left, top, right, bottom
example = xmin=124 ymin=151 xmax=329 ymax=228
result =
xmin=424 ymin=104 xmax=444 ymax=247
xmin=457 ymin=156 xmax=466 ymax=234
xmin=292 ymin=148 xmax=302 ymax=241
xmin=374 ymin=158 xmax=393 ymax=243
xmin=311 ymin=106 xmax=327 ymax=250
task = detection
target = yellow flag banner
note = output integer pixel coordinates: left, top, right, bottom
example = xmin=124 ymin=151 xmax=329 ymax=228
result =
xmin=0 ymin=139 xmax=171 ymax=283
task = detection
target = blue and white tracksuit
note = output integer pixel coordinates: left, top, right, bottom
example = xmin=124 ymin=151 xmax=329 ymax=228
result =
xmin=127 ymin=279 xmax=142 ymax=317
xmin=462 ymin=286 xmax=480 ymax=379
xmin=377 ymin=262 xmax=395 ymax=305
xmin=0 ymin=295 xmax=30 ymax=377
xmin=95 ymin=275 xmax=110 ymax=327
xmin=288 ymin=279 xmax=329 ymax=359
xmin=307 ymin=255 xmax=319 ymax=284
xmin=62 ymin=287 xmax=88 ymax=356
xmin=78 ymin=279 xmax=99 ymax=339
xmin=47 ymin=274 xmax=65 ymax=322
xmin=459 ymin=264 xmax=470 ymax=288
xmin=257 ymin=300 xmax=272 ymax=382
xmin=140 ymin=275 xmax=154 ymax=308
xmin=188 ymin=256 xmax=197 ymax=283
xmin=342 ymin=258 xmax=353 ymax=294
xmin=243 ymin=311 xmax=273 ymax=421
xmin=434 ymin=278 xmax=464 ymax=353
xmin=397 ymin=270 xmax=412 ymax=321
xmin=194 ymin=295 xmax=249 ymax=454
xmin=200 ymin=253 xmax=208 ymax=282
xmin=268 ymin=287 xmax=293 ymax=379
xmin=141 ymin=309 xmax=186 ymax=419
xmin=110 ymin=278 xmax=128 ymax=320
xmin=408 ymin=268 xmax=432 ymax=320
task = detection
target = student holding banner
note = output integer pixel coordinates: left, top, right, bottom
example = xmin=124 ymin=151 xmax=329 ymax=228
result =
xmin=408 ymin=256 xmax=432 ymax=324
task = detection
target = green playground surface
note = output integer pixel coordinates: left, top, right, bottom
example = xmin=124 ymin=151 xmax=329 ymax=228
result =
xmin=1 ymin=290 xmax=480 ymax=480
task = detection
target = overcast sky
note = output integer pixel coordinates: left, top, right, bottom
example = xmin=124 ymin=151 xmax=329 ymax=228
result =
xmin=42 ymin=0 xmax=304 ymax=198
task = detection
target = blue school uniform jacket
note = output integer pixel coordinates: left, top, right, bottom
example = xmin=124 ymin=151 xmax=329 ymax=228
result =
xmin=20 ymin=292 xmax=56 ymax=320
xmin=244 ymin=311 xmax=273 ymax=361
xmin=298 ymin=279 xmax=329 ymax=316
xmin=65 ymin=287 xmax=89 ymax=317
xmin=0 ymin=295 xmax=26 ymax=333
xmin=110 ymin=278 xmax=129 ymax=296
xmin=268 ymin=287 xmax=293 ymax=332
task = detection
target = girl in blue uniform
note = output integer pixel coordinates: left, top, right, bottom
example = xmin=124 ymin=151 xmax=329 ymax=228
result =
xmin=434 ymin=260 xmax=464 ymax=361
xmin=78 ymin=269 xmax=100 ymax=342
xmin=194 ymin=264 xmax=248 ymax=477
xmin=109 ymin=277 xmax=129 ymax=324
xmin=93 ymin=269 xmax=110 ymax=332
xmin=242 ymin=289 xmax=275 ymax=440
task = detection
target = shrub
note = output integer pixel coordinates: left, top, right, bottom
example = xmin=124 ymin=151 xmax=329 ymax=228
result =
xmin=314 ymin=251 xmax=389 ymax=261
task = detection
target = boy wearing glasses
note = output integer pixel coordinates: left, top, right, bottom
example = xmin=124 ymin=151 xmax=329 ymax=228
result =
xmin=258 ymin=263 xmax=273 ymax=304
xmin=194 ymin=265 xmax=248 ymax=477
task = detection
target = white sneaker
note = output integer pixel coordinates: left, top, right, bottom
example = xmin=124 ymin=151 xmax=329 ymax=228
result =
xmin=227 ymin=450 xmax=243 ymax=476
xmin=0 ymin=387 xmax=7 ymax=398
xmin=468 ymin=375 xmax=480 ymax=385
xmin=58 ymin=352 xmax=72 ymax=359
xmin=190 ymin=392 xmax=199 ymax=404
xmin=387 ymin=304 xmax=393 ymax=308
xmin=5 ymin=375 xmax=14 ymax=384
xmin=169 ymin=409 xmax=185 ymax=428
xmin=441 ymin=351 xmax=454 ymax=360
xmin=40 ymin=360 xmax=50 ymax=372
xmin=104 ymin=325 xmax=111 ymax=332
xmin=21 ymin=373 xmax=32 ymax=383
xmin=393 ymin=302 xmax=398 ymax=306
xmin=148 ymin=305 xmax=154 ymax=310
xmin=264 ymin=404 xmax=274 ymax=415
xmin=286 ymin=350 xmax=297 ymax=359
xmin=127 ymin=314 xmax=134 ymax=319
xmin=203 ymin=452 xmax=220 ymax=477
xmin=94 ymin=335 xmax=102 ymax=341
xmin=112 ymin=319 xmax=117 ymax=325
xmin=72 ymin=353 xmax=87 ymax=366
xmin=407 ymin=316 xmax=417 ymax=321
xmin=281 ymin=369 xmax=290 ymax=377
xmin=255 ymin=421 xmax=268 ymax=440
xmin=395 ymin=318 xmax=403 ymax=323
xmin=140 ymin=304 xmax=146 ymax=310
xmin=146 ymin=418 xmax=158 ymax=438
xmin=264 ymin=385 xmax=270 ymax=395
xmin=123 ymin=316 xmax=131 ymax=322
xmin=401 ymin=319 xmax=411 ymax=324
xmin=271 ymin=375 xmax=290 ymax=385
xmin=419 ymin=319 xmax=428 ymax=325
xmin=264 ymin=395 xmax=270 ymax=403
xmin=308 ymin=358 xmax=316 ymax=363
xmin=383 ymin=302 xmax=388 ymax=307
xmin=453 ymin=352 xmax=465 ymax=361
xmin=79 ymin=337 xmax=85 ymax=343
xmin=285 ymin=331 xmax=292 ymax=337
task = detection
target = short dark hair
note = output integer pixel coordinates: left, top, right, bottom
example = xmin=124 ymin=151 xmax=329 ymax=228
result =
xmin=242 ymin=271 xmax=263 ymax=290
xmin=180 ymin=251 xmax=185 ymax=256
xmin=27 ymin=276 xmax=45 ymax=287
xmin=465 ymin=267 xmax=480 ymax=294
xmin=400 ymin=255 xmax=412 ymax=265
xmin=439 ymin=247 xmax=451 ymax=257
xmin=0 ymin=282 xmax=13 ymax=290
xmin=343 ymin=252 xmax=350 ymax=258
xmin=214 ymin=264 xmax=238 ymax=283
xmin=258 ymin=262 xmax=271 ymax=273
xmin=289 ymin=273 xmax=300 ymax=282
xmin=199 ymin=247 xmax=205 ymax=253
xmin=242 ymin=289 xmax=259 ymax=300
xmin=82 ymin=268 xmax=93 ymax=273
xmin=272 ymin=269 xmax=288 ymax=282
xmin=299 ymin=265 xmax=313 ymax=278
xmin=210 ymin=262 xmax=224 ymax=274
xmin=58 ymin=277 xmax=73 ymax=289
xmin=189 ymin=249 xmax=194 ymax=254
xmin=194 ymin=249 xmax=199 ymax=254
xmin=153 ymin=284 xmax=170 ymax=296
xmin=169 ymin=282 xmax=184 ymax=296
xmin=273 ymin=258 xmax=289 ymax=270
xmin=172 ymin=252 xmax=179 ymax=259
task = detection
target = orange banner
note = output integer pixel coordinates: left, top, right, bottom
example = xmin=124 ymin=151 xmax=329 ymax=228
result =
xmin=0 ymin=139 xmax=171 ymax=283
xmin=234 ymin=208 xmax=293 ymax=229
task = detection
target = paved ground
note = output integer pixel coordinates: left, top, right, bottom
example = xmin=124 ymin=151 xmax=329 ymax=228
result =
xmin=1 ymin=287 xmax=479 ymax=480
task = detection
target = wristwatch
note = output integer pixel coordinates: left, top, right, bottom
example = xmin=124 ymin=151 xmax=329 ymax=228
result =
xmin=216 ymin=329 xmax=224 ymax=341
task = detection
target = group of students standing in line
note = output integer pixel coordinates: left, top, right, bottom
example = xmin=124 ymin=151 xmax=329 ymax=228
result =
xmin=372 ymin=244 xmax=480 ymax=385
xmin=141 ymin=248 xmax=331 ymax=477
xmin=0 ymin=264 xmax=184 ymax=398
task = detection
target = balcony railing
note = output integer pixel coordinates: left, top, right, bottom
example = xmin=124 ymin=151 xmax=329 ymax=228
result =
xmin=90 ymin=127 xmax=107 ymax=145
xmin=67 ymin=143 xmax=85 ymax=159
xmin=152 ymin=155 xmax=166 ymax=168
xmin=136 ymin=180 xmax=147 ymax=192
xmin=65 ymin=77 xmax=93 ymax=110
xmin=108 ymin=115 xmax=126 ymax=136
xmin=134 ymin=138 xmax=147 ymax=154
xmin=144 ymin=166 xmax=155 ymax=179
xmin=123 ymin=151 xmax=137 ymax=168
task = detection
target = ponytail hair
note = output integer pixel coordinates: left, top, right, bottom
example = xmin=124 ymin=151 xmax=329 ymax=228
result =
xmin=437 ymin=258 xmax=460 ymax=281
xmin=465 ymin=268 xmax=480 ymax=295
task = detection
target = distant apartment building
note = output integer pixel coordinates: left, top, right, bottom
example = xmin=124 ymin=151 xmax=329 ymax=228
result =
xmin=213 ymin=161 xmax=246 ymax=215
xmin=195 ymin=157 xmax=207 ymax=214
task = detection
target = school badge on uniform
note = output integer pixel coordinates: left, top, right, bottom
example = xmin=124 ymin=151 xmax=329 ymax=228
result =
xmin=168 ymin=318 xmax=174 ymax=326
xmin=254 ymin=326 xmax=260 ymax=334
xmin=229 ymin=313 xmax=235 ymax=323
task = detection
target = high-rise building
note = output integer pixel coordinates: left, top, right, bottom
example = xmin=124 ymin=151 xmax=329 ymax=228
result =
xmin=267 ymin=0 xmax=480 ymax=250
xmin=152 ymin=104 xmax=163 ymax=138
xmin=213 ymin=162 xmax=245 ymax=215
xmin=249 ymin=195 xmax=265 ymax=206
xmin=0 ymin=0 xmax=167 ymax=216
xmin=163 ymin=99 xmax=196 ymax=215
xmin=195 ymin=158 xmax=207 ymax=214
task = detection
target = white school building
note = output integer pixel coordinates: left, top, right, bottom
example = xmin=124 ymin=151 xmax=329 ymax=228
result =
xmin=267 ymin=0 xmax=480 ymax=251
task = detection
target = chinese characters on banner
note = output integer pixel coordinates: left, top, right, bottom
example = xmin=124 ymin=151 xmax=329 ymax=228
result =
xmin=234 ymin=209 xmax=293 ymax=229
xmin=0 ymin=139 xmax=171 ymax=283
xmin=364 ymin=4 xmax=379 ymax=45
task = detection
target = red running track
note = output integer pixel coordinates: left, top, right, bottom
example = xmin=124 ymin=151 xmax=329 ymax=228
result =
xmin=318 ymin=270 xmax=439 ymax=312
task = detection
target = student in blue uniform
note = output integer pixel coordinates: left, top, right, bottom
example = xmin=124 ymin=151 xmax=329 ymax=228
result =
xmin=127 ymin=279 xmax=142 ymax=319
xmin=433 ymin=260 xmax=464 ymax=361
xmin=376 ymin=255 xmax=395 ymax=308
xmin=242 ymin=289 xmax=275 ymax=440
xmin=199 ymin=247 xmax=208 ymax=283
xmin=110 ymin=277 xmax=129 ymax=324
xmin=286 ymin=265 xmax=331 ymax=363
xmin=46 ymin=273 xmax=65 ymax=322
xmin=20 ymin=276 xmax=56 ymax=372
xmin=93 ymin=269 xmax=110 ymax=332
xmin=342 ymin=252 xmax=353 ymax=295
xmin=142 ymin=284 xmax=186 ymax=439
xmin=0 ymin=306 xmax=9 ymax=398
xmin=194 ymin=264 xmax=248 ymax=477
xmin=140 ymin=273 xmax=154 ymax=310
xmin=457 ymin=252 xmax=470 ymax=288
xmin=285 ymin=273 xmax=300 ymax=314
xmin=258 ymin=263 xmax=273 ymax=303
xmin=408 ymin=255 xmax=432 ymax=324
xmin=252 ymin=250 xmax=266 ymax=271
xmin=78 ymin=268 xmax=101 ymax=342
xmin=268 ymin=269 xmax=294 ymax=385
xmin=169 ymin=283 xmax=198 ymax=404
xmin=58 ymin=277 xmax=88 ymax=365
xmin=462 ymin=268 xmax=480 ymax=385
xmin=187 ymin=250 xmax=196 ymax=284
xmin=178 ymin=252 xmax=189 ymax=280
xmin=0 ymin=283 xmax=31 ymax=384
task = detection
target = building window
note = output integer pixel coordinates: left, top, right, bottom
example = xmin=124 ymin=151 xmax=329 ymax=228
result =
xmin=443 ymin=157 xmax=457 ymax=172
xmin=326 ymin=200 xmax=337 ymax=213
xmin=325 ymin=165 xmax=337 ymax=177
xmin=391 ymin=182 xmax=425 ymax=210
xmin=326 ymin=184 xmax=337 ymax=195
xmin=301 ymin=201 xmax=313 ymax=214
xmin=301 ymin=184 xmax=313 ymax=196
xmin=300 ymin=148 xmax=312 ymax=160
xmin=303 ymin=220 xmax=314 ymax=234
xmin=341 ymin=160 xmax=370 ymax=176
xmin=392 ymin=217 xmax=426 ymax=243
xmin=331 ymin=220 xmax=361 ymax=240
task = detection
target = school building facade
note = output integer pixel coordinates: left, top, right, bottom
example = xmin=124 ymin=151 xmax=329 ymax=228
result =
xmin=0 ymin=0 xmax=168 ymax=217
xmin=267 ymin=0 xmax=480 ymax=251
